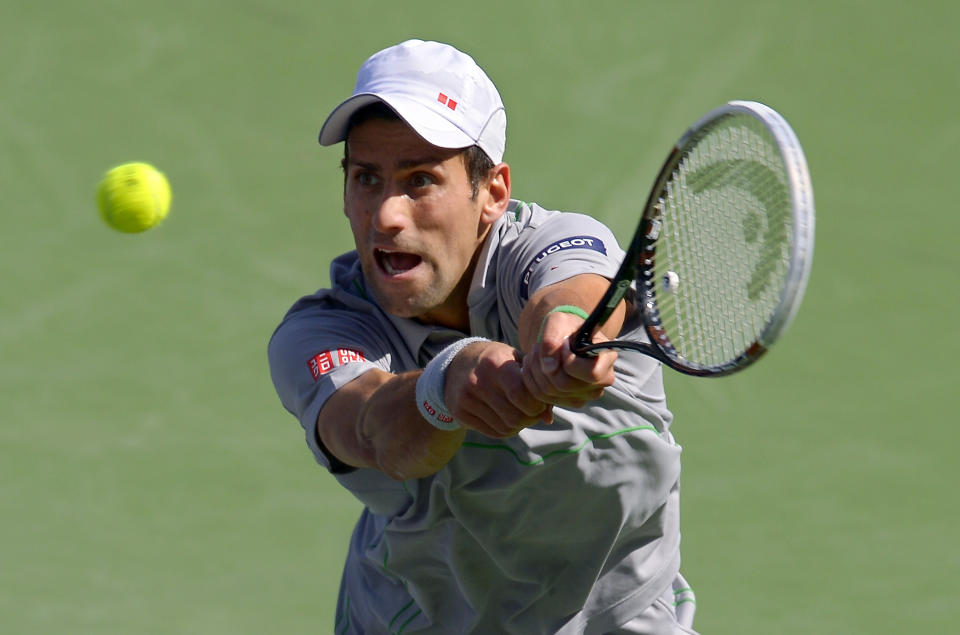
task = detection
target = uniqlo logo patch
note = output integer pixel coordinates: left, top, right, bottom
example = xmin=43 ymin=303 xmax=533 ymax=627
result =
xmin=307 ymin=349 xmax=366 ymax=381
xmin=437 ymin=92 xmax=457 ymax=111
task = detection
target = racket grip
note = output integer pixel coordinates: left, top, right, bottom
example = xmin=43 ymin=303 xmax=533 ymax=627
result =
xmin=571 ymin=332 xmax=600 ymax=357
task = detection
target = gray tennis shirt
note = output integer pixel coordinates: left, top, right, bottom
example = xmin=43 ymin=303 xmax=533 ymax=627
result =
xmin=268 ymin=200 xmax=683 ymax=634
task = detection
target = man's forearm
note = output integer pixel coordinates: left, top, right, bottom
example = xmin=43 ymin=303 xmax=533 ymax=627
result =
xmin=317 ymin=369 xmax=466 ymax=481
xmin=518 ymin=273 xmax=625 ymax=353
xmin=356 ymin=372 xmax=467 ymax=480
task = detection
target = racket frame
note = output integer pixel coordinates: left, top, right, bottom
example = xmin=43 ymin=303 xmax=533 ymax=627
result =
xmin=572 ymin=100 xmax=815 ymax=377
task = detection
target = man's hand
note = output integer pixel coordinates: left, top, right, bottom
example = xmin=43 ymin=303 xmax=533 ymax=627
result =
xmin=445 ymin=340 xmax=553 ymax=437
xmin=521 ymin=310 xmax=618 ymax=409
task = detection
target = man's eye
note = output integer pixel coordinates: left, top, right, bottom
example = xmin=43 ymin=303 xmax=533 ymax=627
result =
xmin=356 ymin=172 xmax=379 ymax=186
xmin=409 ymin=173 xmax=433 ymax=189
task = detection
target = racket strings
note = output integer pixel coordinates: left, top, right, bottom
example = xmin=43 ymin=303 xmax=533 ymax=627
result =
xmin=652 ymin=115 xmax=793 ymax=368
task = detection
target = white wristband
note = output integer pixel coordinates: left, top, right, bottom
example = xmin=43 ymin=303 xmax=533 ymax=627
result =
xmin=415 ymin=337 xmax=489 ymax=430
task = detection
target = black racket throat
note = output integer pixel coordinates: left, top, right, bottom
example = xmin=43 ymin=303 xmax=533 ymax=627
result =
xmin=572 ymin=146 xmax=678 ymax=358
xmin=575 ymin=324 xmax=769 ymax=378
xmin=571 ymin=275 xmax=635 ymax=355
xmin=571 ymin=206 xmax=660 ymax=358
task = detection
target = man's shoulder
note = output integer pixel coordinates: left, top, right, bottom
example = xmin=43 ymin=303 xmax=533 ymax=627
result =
xmin=495 ymin=200 xmax=618 ymax=267
xmin=291 ymin=250 xmax=367 ymax=304
xmin=502 ymin=200 xmax=613 ymax=239
xmin=328 ymin=250 xmax=365 ymax=292
xmin=486 ymin=201 xmax=621 ymax=304
xmin=275 ymin=251 xmax=382 ymax=333
xmin=502 ymin=199 xmax=558 ymax=231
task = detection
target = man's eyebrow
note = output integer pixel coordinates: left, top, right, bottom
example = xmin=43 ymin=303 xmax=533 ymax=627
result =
xmin=346 ymin=155 xmax=451 ymax=171
xmin=395 ymin=155 xmax=449 ymax=170
xmin=345 ymin=158 xmax=379 ymax=171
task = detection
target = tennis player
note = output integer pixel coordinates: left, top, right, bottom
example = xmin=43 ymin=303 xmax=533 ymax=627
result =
xmin=268 ymin=39 xmax=697 ymax=634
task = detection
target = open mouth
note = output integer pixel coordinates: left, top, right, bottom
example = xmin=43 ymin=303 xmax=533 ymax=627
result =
xmin=375 ymin=248 xmax=423 ymax=276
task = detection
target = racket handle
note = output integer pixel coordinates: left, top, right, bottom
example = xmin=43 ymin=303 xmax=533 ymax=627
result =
xmin=571 ymin=332 xmax=600 ymax=357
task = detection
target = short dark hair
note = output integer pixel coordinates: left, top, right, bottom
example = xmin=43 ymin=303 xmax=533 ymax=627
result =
xmin=341 ymin=102 xmax=495 ymax=199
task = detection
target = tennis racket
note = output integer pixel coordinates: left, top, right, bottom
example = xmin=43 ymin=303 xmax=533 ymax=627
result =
xmin=572 ymin=100 xmax=815 ymax=377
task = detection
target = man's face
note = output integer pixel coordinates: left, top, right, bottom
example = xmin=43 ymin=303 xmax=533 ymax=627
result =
xmin=343 ymin=117 xmax=495 ymax=328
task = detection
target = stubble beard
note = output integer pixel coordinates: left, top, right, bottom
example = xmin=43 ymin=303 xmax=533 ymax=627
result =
xmin=362 ymin=258 xmax=450 ymax=320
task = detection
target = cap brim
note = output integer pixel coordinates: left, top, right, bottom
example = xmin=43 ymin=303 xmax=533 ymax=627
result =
xmin=318 ymin=94 xmax=383 ymax=146
xmin=318 ymin=93 xmax=475 ymax=151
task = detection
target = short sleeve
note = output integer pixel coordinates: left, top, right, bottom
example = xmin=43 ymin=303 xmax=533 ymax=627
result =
xmin=512 ymin=211 xmax=624 ymax=302
xmin=267 ymin=299 xmax=391 ymax=468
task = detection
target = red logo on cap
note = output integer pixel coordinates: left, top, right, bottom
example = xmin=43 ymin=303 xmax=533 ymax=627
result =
xmin=437 ymin=93 xmax=457 ymax=111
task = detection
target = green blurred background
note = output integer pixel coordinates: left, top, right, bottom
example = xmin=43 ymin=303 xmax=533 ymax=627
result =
xmin=1 ymin=0 xmax=956 ymax=632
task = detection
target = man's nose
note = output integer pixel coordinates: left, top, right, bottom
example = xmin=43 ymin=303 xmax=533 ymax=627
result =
xmin=372 ymin=186 xmax=411 ymax=234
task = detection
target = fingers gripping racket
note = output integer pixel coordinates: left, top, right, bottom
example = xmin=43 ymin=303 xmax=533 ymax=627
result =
xmin=572 ymin=101 xmax=815 ymax=377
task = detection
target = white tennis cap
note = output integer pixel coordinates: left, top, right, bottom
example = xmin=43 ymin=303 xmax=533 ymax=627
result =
xmin=318 ymin=39 xmax=507 ymax=163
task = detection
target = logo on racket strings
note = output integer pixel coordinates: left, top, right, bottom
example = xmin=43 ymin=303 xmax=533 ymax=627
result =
xmin=684 ymin=158 xmax=787 ymax=300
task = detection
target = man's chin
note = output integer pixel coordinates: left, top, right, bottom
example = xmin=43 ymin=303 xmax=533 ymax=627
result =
xmin=368 ymin=284 xmax=432 ymax=319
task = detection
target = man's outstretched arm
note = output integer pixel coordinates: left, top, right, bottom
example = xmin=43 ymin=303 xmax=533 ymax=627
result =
xmin=316 ymin=340 xmax=550 ymax=481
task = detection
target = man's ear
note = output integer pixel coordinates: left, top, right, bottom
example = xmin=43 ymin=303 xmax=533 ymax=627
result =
xmin=480 ymin=162 xmax=511 ymax=224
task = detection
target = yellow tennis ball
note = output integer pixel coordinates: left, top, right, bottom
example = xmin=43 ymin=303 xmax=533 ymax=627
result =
xmin=97 ymin=162 xmax=171 ymax=233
